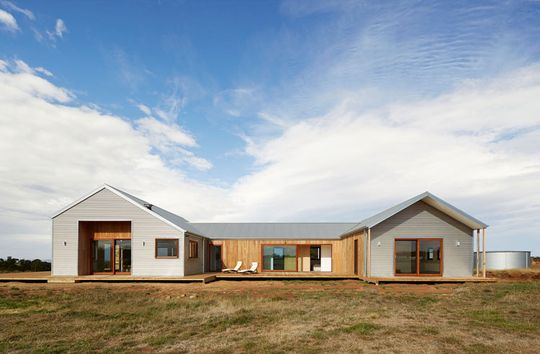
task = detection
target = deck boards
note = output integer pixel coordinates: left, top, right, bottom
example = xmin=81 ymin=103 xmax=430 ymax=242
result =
xmin=0 ymin=271 xmax=497 ymax=284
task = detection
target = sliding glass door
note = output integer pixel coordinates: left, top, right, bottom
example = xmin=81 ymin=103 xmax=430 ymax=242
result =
xmin=395 ymin=239 xmax=442 ymax=276
xmin=93 ymin=239 xmax=131 ymax=274
xmin=395 ymin=240 xmax=417 ymax=274
xmin=263 ymin=245 xmax=297 ymax=271
xmin=114 ymin=240 xmax=131 ymax=273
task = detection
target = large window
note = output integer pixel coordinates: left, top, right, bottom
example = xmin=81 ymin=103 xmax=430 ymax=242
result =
xmin=263 ymin=245 xmax=297 ymax=271
xmin=189 ymin=240 xmax=198 ymax=259
xmin=155 ymin=239 xmax=179 ymax=258
xmin=395 ymin=239 xmax=442 ymax=276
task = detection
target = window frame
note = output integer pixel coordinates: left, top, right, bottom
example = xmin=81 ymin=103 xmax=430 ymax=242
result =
xmin=188 ymin=240 xmax=199 ymax=259
xmin=394 ymin=238 xmax=443 ymax=276
xmin=155 ymin=238 xmax=179 ymax=259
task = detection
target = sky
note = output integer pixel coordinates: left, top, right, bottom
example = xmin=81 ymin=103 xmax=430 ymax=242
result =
xmin=0 ymin=0 xmax=539 ymax=259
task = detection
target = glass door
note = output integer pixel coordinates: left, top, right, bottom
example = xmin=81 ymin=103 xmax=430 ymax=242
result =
xmin=93 ymin=240 xmax=113 ymax=273
xmin=209 ymin=244 xmax=222 ymax=272
xmin=395 ymin=240 xmax=417 ymax=275
xmin=419 ymin=239 xmax=441 ymax=275
xmin=115 ymin=240 xmax=131 ymax=274
xmin=395 ymin=239 xmax=442 ymax=276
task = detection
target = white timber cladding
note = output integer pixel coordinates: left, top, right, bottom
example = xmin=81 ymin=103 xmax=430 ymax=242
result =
xmin=369 ymin=201 xmax=474 ymax=278
xmin=52 ymin=188 xmax=185 ymax=276
xmin=184 ymin=234 xmax=206 ymax=275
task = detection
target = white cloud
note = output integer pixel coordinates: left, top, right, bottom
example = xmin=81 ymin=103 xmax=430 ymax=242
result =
xmin=1 ymin=59 xmax=539 ymax=258
xmin=0 ymin=1 xmax=34 ymax=20
xmin=0 ymin=8 xmax=18 ymax=32
xmin=45 ymin=18 xmax=67 ymax=42
xmin=1 ymin=59 xmax=71 ymax=102
xmin=54 ymin=18 xmax=66 ymax=37
xmin=136 ymin=103 xmax=152 ymax=116
xmin=0 ymin=61 xmax=227 ymax=257
xmin=221 ymin=64 xmax=540 ymax=254
xmin=135 ymin=116 xmax=197 ymax=148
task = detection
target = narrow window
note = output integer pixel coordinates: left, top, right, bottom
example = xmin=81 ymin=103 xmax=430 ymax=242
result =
xmin=155 ymin=239 xmax=178 ymax=258
xmin=189 ymin=240 xmax=198 ymax=259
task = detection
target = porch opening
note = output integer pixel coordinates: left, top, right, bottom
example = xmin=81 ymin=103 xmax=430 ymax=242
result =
xmin=78 ymin=221 xmax=131 ymax=275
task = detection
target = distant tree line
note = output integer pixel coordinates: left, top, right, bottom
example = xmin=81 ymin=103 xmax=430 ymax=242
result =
xmin=0 ymin=257 xmax=51 ymax=272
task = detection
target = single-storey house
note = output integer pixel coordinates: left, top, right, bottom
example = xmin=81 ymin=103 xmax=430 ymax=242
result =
xmin=51 ymin=185 xmax=488 ymax=279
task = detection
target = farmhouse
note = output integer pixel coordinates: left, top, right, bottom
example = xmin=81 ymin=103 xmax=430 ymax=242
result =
xmin=51 ymin=185 xmax=488 ymax=279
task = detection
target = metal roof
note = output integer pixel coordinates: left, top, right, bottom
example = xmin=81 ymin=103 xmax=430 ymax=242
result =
xmin=190 ymin=222 xmax=358 ymax=240
xmin=343 ymin=191 xmax=488 ymax=236
xmin=105 ymin=185 xmax=204 ymax=235
xmin=53 ymin=186 xmax=487 ymax=240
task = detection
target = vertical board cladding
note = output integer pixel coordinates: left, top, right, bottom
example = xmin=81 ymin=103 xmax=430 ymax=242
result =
xmin=52 ymin=188 xmax=185 ymax=277
xmin=370 ymin=201 xmax=474 ymax=278
xmin=184 ymin=234 xmax=206 ymax=275
xmin=211 ymin=235 xmax=365 ymax=274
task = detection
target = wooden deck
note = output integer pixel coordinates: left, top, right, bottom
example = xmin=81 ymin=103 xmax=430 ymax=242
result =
xmin=0 ymin=272 xmax=497 ymax=284
xmin=216 ymin=272 xmax=359 ymax=280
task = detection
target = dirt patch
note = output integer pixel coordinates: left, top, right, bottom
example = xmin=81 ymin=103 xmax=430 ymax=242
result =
xmin=488 ymin=269 xmax=540 ymax=281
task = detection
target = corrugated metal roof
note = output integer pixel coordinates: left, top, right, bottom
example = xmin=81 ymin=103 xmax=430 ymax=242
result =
xmin=106 ymin=185 xmax=205 ymax=235
xmin=343 ymin=191 xmax=488 ymax=235
xmin=190 ymin=223 xmax=358 ymax=239
xmin=54 ymin=185 xmax=487 ymax=240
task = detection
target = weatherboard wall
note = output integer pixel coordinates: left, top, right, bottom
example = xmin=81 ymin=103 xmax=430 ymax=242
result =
xmin=369 ymin=201 xmax=474 ymax=278
xmin=211 ymin=232 xmax=365 ymax=275
xmin=52 ymin=188 xmax=185 ymax=277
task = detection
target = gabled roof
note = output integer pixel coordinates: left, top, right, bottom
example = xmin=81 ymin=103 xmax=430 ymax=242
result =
xmin=342 ymin=191 xmax=488 ymax=236
xmin=191 ymin=222 xmax=358 ymax=240
xmin=53 ymin=186 xmax=487 ymax=240
xmin=51 ymin=184 xmax=204 ymax=235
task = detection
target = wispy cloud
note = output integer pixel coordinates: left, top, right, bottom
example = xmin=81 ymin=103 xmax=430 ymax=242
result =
xmin=110 ymin=47 xmax=150 ymax=91
xmin=46 ymin=18 xmax=67 ymax=41
xmin=0 ymin=8 xmax=18 ymax=32
xmin=0 ymin=1 xmax=34 ymax=20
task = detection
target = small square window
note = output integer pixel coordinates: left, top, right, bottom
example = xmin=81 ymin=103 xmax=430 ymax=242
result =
xmin=189 ymin=240 xmax=198 ymax=259
xmin=155 ymin=239 xmax=178 ymax=258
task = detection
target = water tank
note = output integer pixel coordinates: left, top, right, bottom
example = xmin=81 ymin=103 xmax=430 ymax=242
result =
xmin=474 ymin=251 xmax=531 ymax=270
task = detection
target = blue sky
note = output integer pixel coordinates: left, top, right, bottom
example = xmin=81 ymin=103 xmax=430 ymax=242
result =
xmin=1 ymin=0 xmax=540 ymax=259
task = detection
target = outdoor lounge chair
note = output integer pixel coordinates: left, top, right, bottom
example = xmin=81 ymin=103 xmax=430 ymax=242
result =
xmin=222 ymin=261 xmax=242 ymax=273
xmin=238 ymin=262 xmax=258 ymax=274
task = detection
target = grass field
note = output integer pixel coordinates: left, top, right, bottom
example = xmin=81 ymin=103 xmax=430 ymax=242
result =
xmin=0 ymin=279 xmax=539 ymax=353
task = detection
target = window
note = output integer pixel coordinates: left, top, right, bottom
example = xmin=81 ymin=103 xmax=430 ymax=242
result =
xmin=395 ymin=238 xmax=442 ymax=276
xmin=263 ymin=245 xmax=297 ymax=271
xmin=189 ymin=240 xmax=198 ymax=259
xmin=155 ymin=239 xmax=178 ymax=258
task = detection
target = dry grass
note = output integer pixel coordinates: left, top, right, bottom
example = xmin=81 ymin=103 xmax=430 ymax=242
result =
xmin=0 ymin=280 xmax=539 ymax=353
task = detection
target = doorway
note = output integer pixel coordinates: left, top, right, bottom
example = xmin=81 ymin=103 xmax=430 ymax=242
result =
xmin=310 ymin=246 xmax=321 ymax=271
xmin=209 ymin=244 xmax=222 ymax=272
xmin=395 ymin=238 xmax=442 ymax=276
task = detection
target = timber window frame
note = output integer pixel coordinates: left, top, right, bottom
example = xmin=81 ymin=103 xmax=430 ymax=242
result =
xmin=155 ymin=238 xmax=179 ymax=259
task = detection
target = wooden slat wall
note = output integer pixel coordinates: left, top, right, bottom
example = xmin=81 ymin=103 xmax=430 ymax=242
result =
xmin=78 ymin=222 xmax=92 ymax=275
xmin=92 ymin=221 xmax=131 ymax=240
xmin=212 ymin=233 xmax=365 ymax=274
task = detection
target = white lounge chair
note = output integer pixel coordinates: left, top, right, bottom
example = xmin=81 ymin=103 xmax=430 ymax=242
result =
xmin=238 ymin=262 xmax=258 ymax=274
xmin=222 ymin=261 xmax=242 ymax=273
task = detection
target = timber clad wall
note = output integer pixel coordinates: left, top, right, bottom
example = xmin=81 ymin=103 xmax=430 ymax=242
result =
xmin=52 ymin=188 xmax=185 ymax=277
xmin=212 ymin=233 xmax=365 ymax=275
xmin=370 ymin=201 xmax=473 ymax=277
